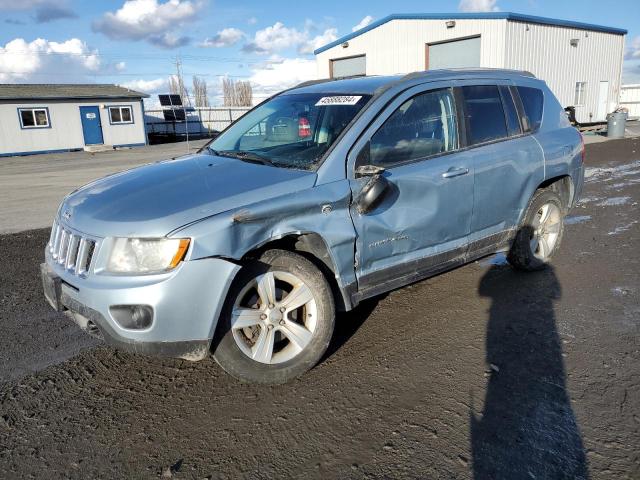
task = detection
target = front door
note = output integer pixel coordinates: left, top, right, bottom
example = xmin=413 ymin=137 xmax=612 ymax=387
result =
xmin=348 ymin=85 xmax=474 ymax=295
xmin=597 ymin=81 xmax=609 ymax=122
xmin=79 ymin=106 xmax=104 ymax=145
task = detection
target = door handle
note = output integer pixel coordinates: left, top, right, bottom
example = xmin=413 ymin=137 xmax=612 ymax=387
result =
xmin=442 ymin=167 xmax=469 ymax=179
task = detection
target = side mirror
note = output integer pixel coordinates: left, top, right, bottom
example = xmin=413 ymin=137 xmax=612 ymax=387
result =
xmin=355 ymin=164 xmax=385 ymax=177
xmin=355 ymin=169 xmax=390 ymax=214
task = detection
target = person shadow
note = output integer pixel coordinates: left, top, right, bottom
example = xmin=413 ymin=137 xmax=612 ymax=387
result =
xmin=471 ymin=264 xmax=589 ymax=479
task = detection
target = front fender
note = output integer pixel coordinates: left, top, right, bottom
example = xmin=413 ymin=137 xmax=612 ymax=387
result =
xmin=172 ymin=180 xmax=358 ymax=296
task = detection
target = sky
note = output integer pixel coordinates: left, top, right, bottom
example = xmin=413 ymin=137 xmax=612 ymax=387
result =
xmin=0 ymin=0 xmax=639 ymax=106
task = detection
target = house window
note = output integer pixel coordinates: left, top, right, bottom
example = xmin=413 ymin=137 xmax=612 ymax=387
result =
xmin=574 ymin=82 xmax=586 ymax=106
xmin=108 ymin=106 xmax=134 ymax=124
xmin=18 ymin=108 xmax=50 ymax=128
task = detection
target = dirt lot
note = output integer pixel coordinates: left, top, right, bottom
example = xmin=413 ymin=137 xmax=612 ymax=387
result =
xmin=0 ymin=139 xmax=638 ymax=479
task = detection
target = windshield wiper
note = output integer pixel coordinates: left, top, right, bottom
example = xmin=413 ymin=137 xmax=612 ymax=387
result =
xmin=217 ymin=150 xmax=276 ymax=166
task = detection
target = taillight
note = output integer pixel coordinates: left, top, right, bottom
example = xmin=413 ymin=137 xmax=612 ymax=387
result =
xmin=298 ymin=117 xmax=311 ymax=138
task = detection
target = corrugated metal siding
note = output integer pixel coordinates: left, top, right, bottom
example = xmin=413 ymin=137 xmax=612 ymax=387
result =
xmin=0 ymin=99 xmax=146 ymax=156
xmin=504 ymin=21 xmax=624 ymax=123
xmin=620 ymin=85 xmax=640 ymax=119
xmin=316 ymin=18 xmax=624 ymax=124
xmin=316 ymin=18 xmax=507 ymax=77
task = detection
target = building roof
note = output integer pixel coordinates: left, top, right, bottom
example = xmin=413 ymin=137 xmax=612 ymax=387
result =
xmin=314 ymin=12 xmax=628 ymax=54
xmin=0 ymin=84 xmax=150 ymax=100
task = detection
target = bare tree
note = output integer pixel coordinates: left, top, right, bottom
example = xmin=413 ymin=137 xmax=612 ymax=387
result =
xmin=222 ymin=78 xmax=253 ymax=106
xmin=192 ymin=76 xmax=209 ymax=107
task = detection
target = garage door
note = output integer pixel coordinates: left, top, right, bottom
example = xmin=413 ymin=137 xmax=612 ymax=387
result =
xmin=331 ymin=55 xmax=366 ymax=78
xmin=428 ymin=37 xmax=481 ymax=70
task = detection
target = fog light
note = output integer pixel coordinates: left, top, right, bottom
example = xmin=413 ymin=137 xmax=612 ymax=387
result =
xmin=110 ymin=305 xmax=153 ymax=330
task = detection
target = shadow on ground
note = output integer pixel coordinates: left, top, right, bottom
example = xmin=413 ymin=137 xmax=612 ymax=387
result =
xmin=471 ymin=265 xmax=589 ymax=479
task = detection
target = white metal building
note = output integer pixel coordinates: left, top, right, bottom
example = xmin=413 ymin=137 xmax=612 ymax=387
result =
xmin=620 ymin=84 xmax=640 ymax=119
xmin=0 ymin=84 xmax=149 ymax=157
xmin=314 ymin=13 xmax=627 ymax=124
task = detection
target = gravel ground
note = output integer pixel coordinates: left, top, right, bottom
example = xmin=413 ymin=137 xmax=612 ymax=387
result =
xmin=0 ymin=138 xmax=638 ymax=479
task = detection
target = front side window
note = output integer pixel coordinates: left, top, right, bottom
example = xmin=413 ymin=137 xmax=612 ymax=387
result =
xmin=574 ymin=82 xmax=586 ymax=106
xmin=461 ymin=85 xmax=508 ymax=146
xmin=19 ymin=108 xmax=50 ymax=128
xmin=109 ymin=106 xmax=133 ymax=124
xmin=369 ymin=88 xmax=459 ymax=168
xmin=207 ymin=93 xmax=371 ymax=170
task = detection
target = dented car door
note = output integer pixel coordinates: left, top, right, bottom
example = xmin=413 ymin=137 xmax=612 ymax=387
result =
xmin=347 ymin=84 xmax=474 ymax=297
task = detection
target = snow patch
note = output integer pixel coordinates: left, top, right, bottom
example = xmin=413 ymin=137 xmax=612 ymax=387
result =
xmin=597 ymin=196 xmax=631 ymax=206
xmin=565 ymin=215 xmax=591 ymax=225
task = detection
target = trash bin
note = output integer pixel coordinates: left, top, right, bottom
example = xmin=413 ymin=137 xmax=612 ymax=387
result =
xmin=607 ymin=111 xmax=628 ymax=138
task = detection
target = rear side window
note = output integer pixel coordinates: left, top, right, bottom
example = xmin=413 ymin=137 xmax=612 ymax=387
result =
xmin=498 ymin=86 xmax=522 ymax=136
xmin=516 ymin=86 xmax=544 ymax=132
xmin=461 ymin=85 xmax=508 ymax=145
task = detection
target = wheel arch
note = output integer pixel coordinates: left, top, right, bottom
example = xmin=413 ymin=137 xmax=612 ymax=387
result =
xmin=239 ymin=232 xmax=353 ymax=312
xmin=538 ymin=174 xmax=574 ymax=212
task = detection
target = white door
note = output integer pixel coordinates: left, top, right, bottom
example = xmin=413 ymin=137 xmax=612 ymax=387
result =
xmin=331 ymin=55 xmax=366 ymax=78
xmin=428 ymin=37 xmax=481 ymax=70
xmin=597 ymin=81 xmax=609 ymax=121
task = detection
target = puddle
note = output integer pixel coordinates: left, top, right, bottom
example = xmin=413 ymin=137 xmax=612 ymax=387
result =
xmin=565 ymin=215 xmax=591 ymax=225
xmin=577 ymin=196 xmax=600 ymax=204
xmin=612 ymin=286 xmax=634 ymax=297
xmin=596 ymin=196 xmax=631 ymax=207
xmin=480 ymin=252 xmax=508 ymax=266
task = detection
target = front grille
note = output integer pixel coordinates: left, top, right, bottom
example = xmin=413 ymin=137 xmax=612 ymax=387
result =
xmin=49 ymin=220 xmax=98 ymax=276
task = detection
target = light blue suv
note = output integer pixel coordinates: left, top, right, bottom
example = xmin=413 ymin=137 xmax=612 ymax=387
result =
xmin=42 ymin=69 xmax=584 ymax=383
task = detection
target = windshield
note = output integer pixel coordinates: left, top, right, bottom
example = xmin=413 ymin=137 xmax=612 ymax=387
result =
xmin=206 ymin=93 xmax=371 ymax=170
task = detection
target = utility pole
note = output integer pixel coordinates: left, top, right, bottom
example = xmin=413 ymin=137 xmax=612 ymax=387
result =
xmin=173 ymin=56 xmax=190 ymax=153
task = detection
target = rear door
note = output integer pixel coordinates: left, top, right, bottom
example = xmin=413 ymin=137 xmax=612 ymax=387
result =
xmin=458 ymin=82 xmax=544 ymax=255
xmin=347 ymin=83 xmax=474 ymax=295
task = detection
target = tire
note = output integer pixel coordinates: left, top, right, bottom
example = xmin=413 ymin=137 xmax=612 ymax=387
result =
xmin=212 ymin=249 xmax=335 ymax=384
xmin=507 ymin=189 xmax=565 ymax=271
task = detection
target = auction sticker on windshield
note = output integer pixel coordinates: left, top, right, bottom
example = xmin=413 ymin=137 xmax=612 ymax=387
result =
xmin=315 ymin=96 xmax=363 ymax=106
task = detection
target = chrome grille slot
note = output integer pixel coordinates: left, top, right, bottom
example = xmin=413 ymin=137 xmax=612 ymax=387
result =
xmin=48 ymin=221 xmax=98 ymax=276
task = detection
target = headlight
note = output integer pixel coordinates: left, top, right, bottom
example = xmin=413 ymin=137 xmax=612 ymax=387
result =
xmin=106 ymin=238 xmax=190 ymax=274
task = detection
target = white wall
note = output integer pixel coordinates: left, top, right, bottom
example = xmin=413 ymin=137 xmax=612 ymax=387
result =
xmin=620 ymin=84 xmax=640 ymax=119
xmin=316 ymin=18 xmax=508 ymax=78
xmin=0 ymin=98 xmax=146 ymax=156
xmin=504 ymin=22 xmax=625 ymax=123
xmin=315 ymin=18 xmax=625 ymax=124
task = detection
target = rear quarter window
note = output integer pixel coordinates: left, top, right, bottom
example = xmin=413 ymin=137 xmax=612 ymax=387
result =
xmin=516 ymin=86 xmax=544 ymax=132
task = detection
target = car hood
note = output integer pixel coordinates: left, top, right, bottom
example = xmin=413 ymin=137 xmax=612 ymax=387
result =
xmin=60 ymin=153 xmax=317 ymax=238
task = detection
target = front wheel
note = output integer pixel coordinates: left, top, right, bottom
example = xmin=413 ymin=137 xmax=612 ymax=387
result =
xmin=212 ymin=249 xmax=335 ymax=384
xmin=507 ymin=190 xmax=565 ymax=271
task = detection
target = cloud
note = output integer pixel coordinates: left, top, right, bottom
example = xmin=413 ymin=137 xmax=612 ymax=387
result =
xmin=34 ymin=4 xmax=77 ymax=23
xmin=0 ymin=0 xmax=76 ymax=23
xmin=5 ymin=19 xmax=26 ymax=25
xmin=247 ymin=57 xmax=317 ymax=101
xmin=247 ymin=17 xmax=257 ymax=25
xmin=243 ymin=22 xmax=337 ymax=55
xmin=200 ymin=28 xmax=244 ymax=48
xmin=0 ymin=37 xmax=102 ymax=83
xmin=92 ymin=0 xmax=201 ymax=47
xmin=352 ymin=15 xmax=373 ymax=32
xmin=149 ymin=33 xmax=191 ymax=49
xmin=120 ymin=78 xmax=168 ymax=93
xmin=624 ymin=35 xmax=640 ymax=60
xmin=300 ymin=28 xmax=337 ymax=54
xmin=458 ymin=0 xmax=500 ymax=12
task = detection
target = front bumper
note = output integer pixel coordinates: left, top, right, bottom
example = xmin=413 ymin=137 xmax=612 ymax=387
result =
xmin=41 ymin=254 xmax=240 ymax=361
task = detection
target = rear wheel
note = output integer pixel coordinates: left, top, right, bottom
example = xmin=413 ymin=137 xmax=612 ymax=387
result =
xmin=507 ymin=190 xmax=565 ymax=271
xmin=212 ymin=249 xmax=335 ymax=384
